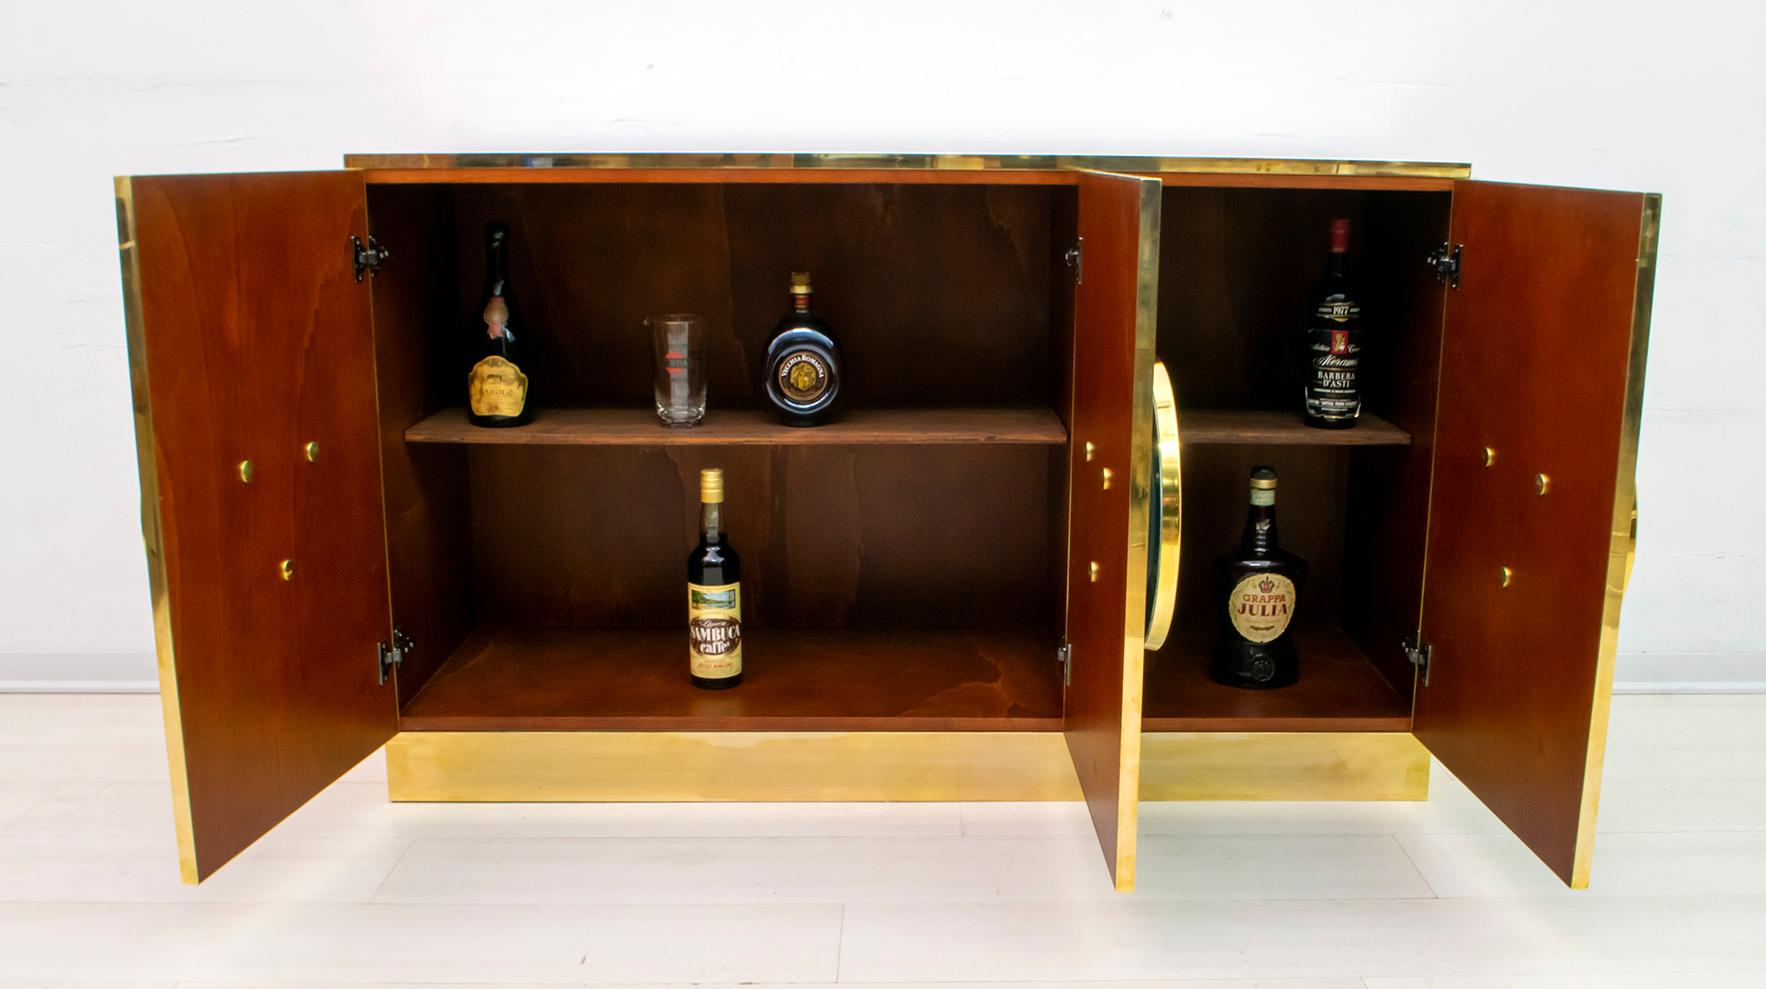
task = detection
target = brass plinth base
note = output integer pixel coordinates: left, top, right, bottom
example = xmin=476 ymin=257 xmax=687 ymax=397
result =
xmin=386 ymin=729 xmax=1427 ymax=803
xmin=386 ymin=731 xmax=1084 ymax=802
xmin=1141 ymin=731 xmax=1430 ymax=801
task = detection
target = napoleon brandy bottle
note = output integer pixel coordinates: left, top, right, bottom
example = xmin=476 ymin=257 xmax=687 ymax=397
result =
xmin=764 ymin=272 xmax=841 ymax=426
xmin=687 ymin=468 xmax=743 ymax=689
xmin=1212 ymin=466 xmax=1308 ymax=688
xmin=1302 ymin=217 xmax=1363 ymax=429
xmin=466 ymin=222 xmax=533 ymax=427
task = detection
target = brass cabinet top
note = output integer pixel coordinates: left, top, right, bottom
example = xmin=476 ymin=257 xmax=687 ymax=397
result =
xmin=344 ymin=152 xmax=1471 ymax=179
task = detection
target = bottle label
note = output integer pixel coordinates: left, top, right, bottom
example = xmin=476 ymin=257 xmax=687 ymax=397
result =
xmin=688 ymin=582 xmax=743 ymax=680
xmin=1304 ymin=321 xmax=1361 ymax=420
xmin=1316 ymin=299 xmax=1360 ymax=324
xmin=1227 ymin=573 xmax=1297 ymax=644
xmin=468 ymin=355 xmax=528 ymax=417
xmin=776 ymin=351 xmax=830 ymax=404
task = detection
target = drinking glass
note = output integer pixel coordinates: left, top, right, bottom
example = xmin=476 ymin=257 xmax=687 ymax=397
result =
xmin=649 ymin=313 xmax=707 ymax=427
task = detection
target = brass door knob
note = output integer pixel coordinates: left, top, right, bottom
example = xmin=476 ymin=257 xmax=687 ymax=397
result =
xmin=278 ymin=559 xmax=294 ymax=581
xmin=304 ymin=441 xmax=320 ymax=463
xmin=238 ymin=460 xmax=254 ymax=483
xmin=1499 ymin=566 xmax=1513 ymax=588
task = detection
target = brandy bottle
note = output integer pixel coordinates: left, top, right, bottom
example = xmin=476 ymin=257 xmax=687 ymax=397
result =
xmin=466 ymin=222 xmax=534 ymax=427
xmin=764 ymin=272 xmax=841 ymax=426
xmin=1212 ymin=466 xmax=1308 ymax=688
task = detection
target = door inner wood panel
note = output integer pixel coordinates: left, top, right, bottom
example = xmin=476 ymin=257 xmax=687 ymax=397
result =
xmin=120 ymin=171 xmax=397 ymax=882
xmin=1064 ymin=172 xmax=1161 ymax=892
xmin=1415 ymin=181 xmax=1654 ymax=887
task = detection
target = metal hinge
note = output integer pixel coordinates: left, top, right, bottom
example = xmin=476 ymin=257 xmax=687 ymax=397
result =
xmin=1057 ymin=638 xmax=1073 ymax=687
xmin=1065 ymin=239 xmax=1083 ymax=284
xmin=1403 ymin=632 xmax=1432 ymax=686
xmin=352 ymin=235 xmax=390 ymax=282
xmin=1427 ymin=242 xmax=1462 ymax=289
xmin=377 ymin=627 xmax=413 ymax=686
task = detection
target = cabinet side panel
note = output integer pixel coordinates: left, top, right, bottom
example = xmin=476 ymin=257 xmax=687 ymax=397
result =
xmin=1048 ymin=187 xmax=1079 ymax=640
xmin=1340 ymin=191 xmax=1452 ymax=696
xmin=366 ymin=185 xmax=474 ymax=703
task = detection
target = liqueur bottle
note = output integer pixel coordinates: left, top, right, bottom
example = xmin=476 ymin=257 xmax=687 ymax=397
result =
xmin=764 ymin=272 xmax=841 ymax=426
xmin=466 ymin=222 xmax=533 ymax=427
xmin=687 ymin=468 xmax=743 ymax=689
xmin=1301 ymin=217 xmax=1362 ymax=429
xmin=1212 ymin=466 xmax=1308 ymax=689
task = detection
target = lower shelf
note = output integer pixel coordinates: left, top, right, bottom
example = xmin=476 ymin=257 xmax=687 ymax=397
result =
xmin=1142 ymin=627 xmax=1413 ymax=732
xmin=399 ymin=626 xmax=1063 ymax=732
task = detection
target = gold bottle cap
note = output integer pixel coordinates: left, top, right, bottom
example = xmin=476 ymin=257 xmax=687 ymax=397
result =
xmin=1249 ymin=466 xmax=1278 ymax=490
xmin=789 ymin=271 xmax=813 ymax=294
xmin=700 ymin=468 xmax=725 ymax=503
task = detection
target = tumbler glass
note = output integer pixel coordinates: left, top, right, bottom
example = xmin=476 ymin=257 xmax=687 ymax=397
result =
xmin=649 ymin=313 xmax=707 ymax=427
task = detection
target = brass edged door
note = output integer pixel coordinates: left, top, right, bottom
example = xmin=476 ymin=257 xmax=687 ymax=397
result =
xmin=1414 ymin=180 xmax=1659 ymax=887
xmin=1063 ymin=170 xmax=1162 ymax=891
xmin=118 ymin=172 xmax=398 ymax=882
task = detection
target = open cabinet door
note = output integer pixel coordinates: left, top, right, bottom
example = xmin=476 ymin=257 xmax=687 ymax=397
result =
xmin=1415 ymin=181 xmax=1659 ymax=887
xmin=1064 ymin=171 xmax=1161 ymax=892
xmin=117 ymin=172 xmax=397 ymax=882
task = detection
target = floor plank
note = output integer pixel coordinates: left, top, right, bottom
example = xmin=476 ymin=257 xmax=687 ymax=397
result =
xmin=837 ymin=896 xmax=1766 ymax=982
xmin=0 ymin=902 xmax=841 ymax=984
xmin=0 ymin=693 xmax=1762 ymax=985
xmin=0 ymin=835 xmax=411 ymax=903
xmin=1396 ymin=830 xmax=1766 ymax=898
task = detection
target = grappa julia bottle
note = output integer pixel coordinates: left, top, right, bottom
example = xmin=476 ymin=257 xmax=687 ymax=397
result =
xmin=1212 ymin=466 xmax=1308 ymax=688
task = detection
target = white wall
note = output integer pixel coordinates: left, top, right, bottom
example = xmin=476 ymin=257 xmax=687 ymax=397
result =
xmin=1 ymin=0 xmax=1760 ymax=688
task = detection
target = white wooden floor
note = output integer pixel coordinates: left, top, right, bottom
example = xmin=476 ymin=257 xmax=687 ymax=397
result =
xmin=1 ymin=694 xmax=1764 ymax=987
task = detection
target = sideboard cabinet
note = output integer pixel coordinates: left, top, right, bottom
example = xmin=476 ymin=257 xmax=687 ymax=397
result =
xmin=116 ymin=153 xmax=1656 ymax=892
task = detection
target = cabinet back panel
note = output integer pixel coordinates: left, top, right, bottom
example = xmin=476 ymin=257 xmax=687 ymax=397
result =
xmin=467 ymin=444 xmax=1060 ymax=630
xmin=1156 ymin=188 xmax=1450 ymax=416
xmin=440 ymin=183 xmax=1057 ymax=409
xmin=1173 ymin=445 xmax=1347 ymax=634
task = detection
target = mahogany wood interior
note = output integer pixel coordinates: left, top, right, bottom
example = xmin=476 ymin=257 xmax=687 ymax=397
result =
xmin=1145 ymin=187 xmax=1450 ymax=730
xmin=1181 ymin=409 xmax=1410 ymax=446
xmin=401 ymin=627 xmax=1061 ymax=732
xmin=441 ymin=183 xmax=1058 ymax=409
xmin=465 ymin=445 xmax=1060 ymax=630
xmin=364 ymin=182 xmax=1077 ymax=722
xmin=1143 ymin=628 xmax=1410 ymax=732
xmin=405 ymin=406 xmax=1068 ymax=446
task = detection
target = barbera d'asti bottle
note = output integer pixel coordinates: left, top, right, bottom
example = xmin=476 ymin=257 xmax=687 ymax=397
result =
xmin=466 ymin=222 xmax=533 ymax=427
xmin=1212 ymin=466 xmax=1308 ymax=689
xmin=1301 ymin=217 xmax=1362 ymax=428
xmin=764 ymin=272 xmax=841 ymax=426
xmin=687 ymin=468 xmax=743 ymax=689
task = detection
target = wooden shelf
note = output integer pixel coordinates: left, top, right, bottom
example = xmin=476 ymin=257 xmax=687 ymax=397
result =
xmin=1180 ymin=409 xmax=1411 ymax=447
xmin=399 ymin=627 xmax=1063 ymax=732
xmin=405 ymin=407 xmax=1068 ymax=447
xmin=1142 ymin=627 xmax=1412 ymax=732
